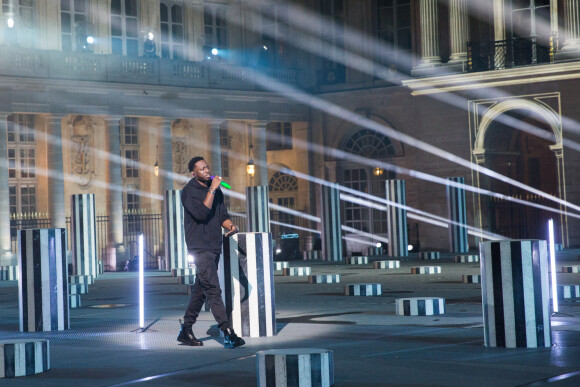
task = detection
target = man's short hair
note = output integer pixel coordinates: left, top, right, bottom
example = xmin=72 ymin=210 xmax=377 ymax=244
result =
xmin=188 ymin=156 xmax=205 ymax=173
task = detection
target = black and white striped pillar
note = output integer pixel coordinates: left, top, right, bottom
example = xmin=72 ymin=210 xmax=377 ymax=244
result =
xmin=71 ymin=194 xmax=98 ymax=280
xmin=386 ymin=180 xmax=408 ymax=257
xmin=223 ymin=232 xmax=276 ymax=337
xmin=0 ymin=265 xmax=18 ymax=281
xmin=257 ymin=348 xmax=334 ymax=387
xmin=18 ymin=229 xmax=69 ymax=332
xmin=418 ymin=251 xmax=440 ymax=260
xmin=345 ymin=283 xmax=382 ymax=296
xmin=347 ymin=256 xmax=368 ymax=265
xmin=396 ymin=297 xmax=445 ymax=316
xmin=283 ymin=267 xmax=311 ymax=276
xmin=463 ymin=274 xmax=481 ymax=283
xmin=446 ymin=177 xmax=469 ymax=253
xmin=321 ymin=184 xmax=343 ymax=262
xmin=246 ymin=186 xmax=270 ymax=233
xmin=0 ymin=339 xmax=50 ymax=378
xmin=480 ymin=240 xmax=551 ymax=348
xmin=303 ymin=250 xmax=321 ymax=260
xmin=164 ymin=190 xmax=188 ymax=271
xmin=309 ymin=274 xmax=340 ymax=284
xmin=374 ymin=260 xmax=400 ymax=269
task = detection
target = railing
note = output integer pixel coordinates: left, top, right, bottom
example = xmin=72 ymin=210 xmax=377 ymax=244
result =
xmin=467 ymin=36 xmax=556 ymax=72
xmin=0 ymin=47 xmax=305 ymax=90
xmin=10 ymin=215 xmax=52 ymax=253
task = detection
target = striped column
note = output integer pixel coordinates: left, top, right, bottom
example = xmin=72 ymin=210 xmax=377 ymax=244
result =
xmin=303 ymin=250 xmax=321 ymax=260
xmin=411 ymin=266 xmax=442 ymax=274
xmin=18 ymin=229 xmax=69 ymax=332
xmin=246 ymin=186 xmax=270 ymax=233
xmin=164 ymin=190 xmax=188 ymax=271
xmin=347 ymin=256 xmax=368 ymax=265
xmin=396 ymin=297 xmax=445 ymax=316
xmin=0 ymin=266 xmax=18 ymax=281
xmin=283 ymin=267 xmax=311 ymax=276
xmin=223 ymin=232 xmax=276 ymax=337
xmin=71 ymin=194 xmax=98 ymax=280
xmin=0 ymin=339 xmax=50 ymax=378
xmin=463 ymin=274 xmax=481 ymax=283
xmin=309 ymin=274 xmax=340 ymax=284
xmin=321 ymin=184 xmax=343 ymax=262
xmin=257 ymin=348 xmax=334 ymax=387
xmin=418 ymin=251 xmax=440 ymax=260
xmin=446 ymin=177 xmax=469 ymax=253
xmin=480 ymin=240 xmax=551 ymax=348
xmin=374 ymin=260 xmax=400 ymax=269
xmin=386 ymin=180 xmax=408 ymax=257
xmin=345 ymin=283 xmax=382 ymax=296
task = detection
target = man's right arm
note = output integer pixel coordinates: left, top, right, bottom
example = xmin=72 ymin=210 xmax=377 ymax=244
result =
xmin=181 ymin=187 xmax=211 ymax=221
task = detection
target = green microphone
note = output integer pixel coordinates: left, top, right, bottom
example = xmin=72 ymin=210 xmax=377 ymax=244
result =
xmin=211 ymin=175 xmax=231 ymax=189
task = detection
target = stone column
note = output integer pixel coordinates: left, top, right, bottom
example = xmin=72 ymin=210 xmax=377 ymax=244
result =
xmin=418 ymin=0 xmax=442 ymax=66
xmin=449 ymin=0 xmax=469 ymax=63
xmin=493 ymin=0 xmax=506 ymax=41
xmin=320 ymin=183 xmax=343 ymax=262
xmin=446 ymin=177 xmax=469 ymax=253
xmin=386 ymin=179 xmax=408 ymax=257
xmin=561 ymin=0 xmax=580 ymax=51
xmin=47 ymin=115 xmax=66 ymax=229
xmin=0 ymin=114 xmax=12 ymax=262
xmin=159 ymin=118 xmax=174 ymax=192
xmin=252 ymin=121 xmax=268 ymax=186
xmin=209 ymin=120 xmax=223 ymax=177
xmin=105 ymin=116 xmax=125 ymax=270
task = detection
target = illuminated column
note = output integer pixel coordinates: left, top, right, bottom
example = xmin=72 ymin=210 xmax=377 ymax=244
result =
xmin=446 ymin=177 xmax=469 ymax=253
xmin=386 ymin=179 xmax=408 ymax=257
xmin=562 ymin=0 xmax=580 ymax=51
xmin=105 ymin=116 xmax=125 ymax=270
xmin=320 ymin=183 xmax=343 ymax=262
xmin=252 ymin=121 xmax=268 ymax=186
xmin=164 ymin=190 xmax=188 ymax=270
xmin=418 ymin=0 xmax=442 ymax=65
xmin=0 ymin=114 xmax=11 ymax=261
xmin=18 ymin=228 xmax=69 ymax=332
xmin=209 ymin=120 xmax=223 ymax=176
xmin=159 ymin=118 xmax=174 ymax=192
xmin=480 ymin=240 xmax=551 ymax=348
xmin=449 ymin=0 xmax=469 ymax=63
xmin=71 ymin=194 xmax=98 ymax=279
xmin=246 ymin=186 xmax=270 ymax=233
xmin=223 ymin=232 xmax=276 ymax=337
xmin=47 ymin=115 xmax=66 ymax=229
xmin=493 ymin=0 xmax=506 ymax=41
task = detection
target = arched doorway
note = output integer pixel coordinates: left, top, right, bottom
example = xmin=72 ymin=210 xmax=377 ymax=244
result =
xmin=484 ymin=109 xmax=557 ymax=239
xmin=472 ymin=98 xmax=566 ymax=244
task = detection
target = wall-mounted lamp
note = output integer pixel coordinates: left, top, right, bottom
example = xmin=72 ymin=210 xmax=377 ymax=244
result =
xmin=247 ymin=138 xmax=255 ymax=176
xmin=154 ymin=145 xmax=159 ymax=176
xmin=374 ymin=167 xmax=384 ymax=176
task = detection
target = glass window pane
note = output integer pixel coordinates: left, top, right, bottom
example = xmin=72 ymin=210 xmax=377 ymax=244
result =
xmin=61 ymin=0 xmax=71 ymax=12
xmin=111 ymin=15 xmax=122 ymax=37
xmin=126 ymin=18 xmax=138 ymax=38
xmin=127 ymin=39 xmax=138 ymax=56
xmin=61 ymin=13 xmax=71 ymax=33
xmin=160 ymin=4 xmax=168 ymax=22
xmin=125 ymin=0 xmax=137 ymax=16
xmin=111 ymin=0 xmax=121 ymax=15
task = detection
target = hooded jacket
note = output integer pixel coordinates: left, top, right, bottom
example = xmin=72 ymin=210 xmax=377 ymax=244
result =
xmin=180 ymin=177 xmax=230 ymax=253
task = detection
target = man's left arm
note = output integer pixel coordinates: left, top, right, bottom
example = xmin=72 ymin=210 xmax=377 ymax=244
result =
xmin=219 ymin=193 xmax=238 ymax=237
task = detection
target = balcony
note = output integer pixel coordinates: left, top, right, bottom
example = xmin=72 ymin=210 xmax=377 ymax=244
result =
xmin=0 ymin=47 xmax=307 ymax=91
xmin=467 ymin=36 xmax=556 ymax=73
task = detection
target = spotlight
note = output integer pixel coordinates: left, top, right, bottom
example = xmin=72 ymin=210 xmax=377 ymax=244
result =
xmin=275 ymin=248 xmax=282 ymax=254
xmin=376 ymin=242 xmax=382 ymax=248
xmin=86 ymin=35 xmax=95 ymax=45
xmin=211 ymin=47 xmax=219 ymax=56
xmin=247 ymin=159 xmax=255 ymax=176
xmin=408 ymin=244 xmax=414 ymax=251
xmin=147 ymin=32 xmax=154 ymax=41
xmin=262 ymin=45 xmax=268 ymax=51
xmin=7 ymin=17 xmax=14 ymax=29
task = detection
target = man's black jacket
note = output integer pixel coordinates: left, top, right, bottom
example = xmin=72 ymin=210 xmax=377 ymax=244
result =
xmin=180 ymin=178 xmax=230 ymax=253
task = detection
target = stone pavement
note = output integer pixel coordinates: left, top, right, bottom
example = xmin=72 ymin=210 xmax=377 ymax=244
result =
xmin=1 ymin=250 xmax=580 ymax=386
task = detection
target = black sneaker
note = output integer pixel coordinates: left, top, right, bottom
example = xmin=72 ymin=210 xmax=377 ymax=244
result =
xmin=177 ymin=319 xmax=203 ymax=346
xmin=223 ymin=327 xmax=245 ymax=349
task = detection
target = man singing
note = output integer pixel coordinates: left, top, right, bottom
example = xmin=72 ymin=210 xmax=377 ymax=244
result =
xmin=177 ymin=156 xmax=245 ymax=349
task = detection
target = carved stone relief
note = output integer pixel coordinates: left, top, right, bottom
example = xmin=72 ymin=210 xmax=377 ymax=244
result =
xmin=70 ymin=115 xmax=96 ymax=188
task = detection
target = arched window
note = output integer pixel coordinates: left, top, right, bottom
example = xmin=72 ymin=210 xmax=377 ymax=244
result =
xmin=269 ymin=171 xmax=298 ymax=192
xmin=344 ymin=128 xmax=395 ymax=158
xmin=341 ymin=129 xmax=395 ymax=233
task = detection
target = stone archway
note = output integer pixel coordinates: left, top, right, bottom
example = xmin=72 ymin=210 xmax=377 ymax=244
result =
xmin=472 ymin=98 xmax=567 ymax=245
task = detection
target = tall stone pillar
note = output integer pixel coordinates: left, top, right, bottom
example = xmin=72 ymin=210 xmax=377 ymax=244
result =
xmin=159 ymin=118 xmax=174 ymax=192
xmin=561 ymin=0 xmax=580 ymax=52
xmin=0 ymin=114 xmax=12 ymax=262
xmin=418 ymin=0 xmax=441 ymax=66
xmin=209 ymin=120 xmax=223 ymax=177
xmin=493 ymin=0 xmax=506 ymax=41
xmin=386 ymin=180 xmax=408 ymax=257
xmin=47 ymin=115 xmax=66 ymax=229
xmin=446 ymin=177 xmax=469 ymax=253
xmin=320 ymin=184 xmax=343 ymax=262
xmin=252 ymin=121 xmax=268 ymax=187
xmin=449 ymin=0 xmax=469 ymax=63
xmin=105 ymin=116 xmax=125 ymax=270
